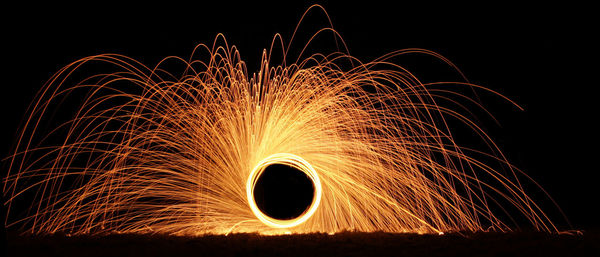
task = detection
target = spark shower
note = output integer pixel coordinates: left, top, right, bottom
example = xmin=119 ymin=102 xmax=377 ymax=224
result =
xmin=3 ymin=6 xmax=558 ymax=235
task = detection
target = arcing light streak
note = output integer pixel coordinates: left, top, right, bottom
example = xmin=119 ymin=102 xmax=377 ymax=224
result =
xmin=2 ymin=7 xmax=558 ymax=235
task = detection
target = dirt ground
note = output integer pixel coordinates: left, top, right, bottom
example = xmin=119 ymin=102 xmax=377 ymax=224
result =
xmin=4 ymin=230 xmax=599 ymax=257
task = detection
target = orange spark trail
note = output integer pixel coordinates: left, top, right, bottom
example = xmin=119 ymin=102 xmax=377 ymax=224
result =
xmin=3 ymin=6 xmax=558 ymax=235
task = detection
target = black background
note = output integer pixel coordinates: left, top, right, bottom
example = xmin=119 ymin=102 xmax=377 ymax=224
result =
xmin=1 ymin=1 xmax=596 ymax=233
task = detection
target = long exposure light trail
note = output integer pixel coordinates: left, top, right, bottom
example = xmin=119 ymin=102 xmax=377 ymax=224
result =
xmin=2 ymin=6 xmax=557 ymax=235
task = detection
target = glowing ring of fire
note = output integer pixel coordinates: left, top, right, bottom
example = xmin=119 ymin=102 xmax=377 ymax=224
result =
xmin=247 ymin=153 xmax=322 ymax=228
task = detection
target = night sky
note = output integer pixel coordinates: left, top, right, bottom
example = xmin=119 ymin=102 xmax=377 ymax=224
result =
xmin=1 ymin=1 xmax=596 ymax=236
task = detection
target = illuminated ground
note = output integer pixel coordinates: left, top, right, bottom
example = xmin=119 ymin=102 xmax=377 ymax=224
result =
xmin=5 ymin=231 xmax=598 ymax=257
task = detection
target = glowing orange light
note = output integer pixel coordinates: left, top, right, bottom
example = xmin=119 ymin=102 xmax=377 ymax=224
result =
xmin=2 ymin=5 xmax=558 ymax=235
xmin=247 ymin=153 xmax=322 ymax=228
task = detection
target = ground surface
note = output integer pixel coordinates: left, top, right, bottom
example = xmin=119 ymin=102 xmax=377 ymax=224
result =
xmin=4 ymin=231 xmax=599 ymax=257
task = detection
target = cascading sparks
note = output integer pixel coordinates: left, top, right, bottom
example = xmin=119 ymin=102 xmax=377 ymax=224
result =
xmin=2 ymin=9 xmax=558 ymax=235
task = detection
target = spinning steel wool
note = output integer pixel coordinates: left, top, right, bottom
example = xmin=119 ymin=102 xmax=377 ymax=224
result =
xmin=3 ymin=7 xmax=557 ymax=235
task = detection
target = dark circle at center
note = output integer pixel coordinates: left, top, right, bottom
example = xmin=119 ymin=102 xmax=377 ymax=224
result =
xmin=253 ymin=164 xmax=315 ymax=220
